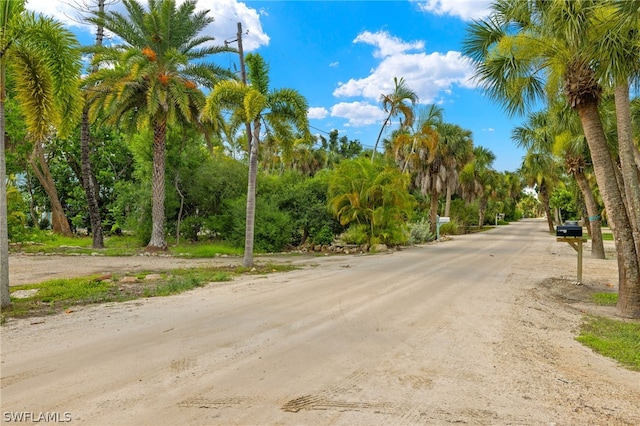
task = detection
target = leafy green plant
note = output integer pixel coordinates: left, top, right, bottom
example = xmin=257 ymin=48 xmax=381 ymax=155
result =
xmin=408 ymin=218 xmax=435 ymax=244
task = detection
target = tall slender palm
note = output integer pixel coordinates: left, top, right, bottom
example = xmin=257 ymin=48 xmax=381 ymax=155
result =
xmin=203 ymin=53 xmax=310 ymax=267
xmin=459 ymin=146 xmax=497 ymax=228
xmin=594 ymin=1 xmax=640 ymax=272
xmin=512 ymin=107 xmax=606 ymax=259
xmin=1 ymin=0 xmax=82 ymax=307
xmin=436 ymin=122 xmax=474 ymax=218
xmin=80 ymin=0 xmax=106 ymax=249
xmin=372 ymin=77 xmax=418 ymax=162
xmin=85 ymin=0 xmax=234 ymax=250
xmin=463 ymin=0 xmax=640 ymax=318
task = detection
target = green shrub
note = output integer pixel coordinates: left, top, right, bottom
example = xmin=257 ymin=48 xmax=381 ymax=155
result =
xmin=439 ymin=219 xmax=462 ymax=235
xmin=408 ymin=218 xmax=435 ymax=244
xmin=340 ymin=224 xmax=370 ymax=245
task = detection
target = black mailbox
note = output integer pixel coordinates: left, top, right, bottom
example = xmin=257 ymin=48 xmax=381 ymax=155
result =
xmin=556 ymin=221 xmax=583 ymax=237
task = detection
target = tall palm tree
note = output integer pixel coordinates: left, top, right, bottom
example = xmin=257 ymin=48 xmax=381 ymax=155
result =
xmin=85 ymin=0 xmax=234 ymax=251
xmin=372 ymin=77 xmax=418 ymax=162
xmin=80 ymin=0 xmax=106 ymax=249
xmin=459 ymin=146 xmax=497 ymax=229
xmin=594 ymin=1 xmax=640 ymax=273
xmin=1 ymin=0 xmax=82 ymax=308
xmin=512 ymin=107 xmax=606 ymax=259
xmin=203 ymin=53 xmax=310 ymax=267
xmin=463 ymin=0 xmax=640 ymax=318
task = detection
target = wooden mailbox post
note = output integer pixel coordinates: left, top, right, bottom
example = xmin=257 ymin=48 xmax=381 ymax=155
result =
xmin=556 ymin=221 xmax=586 ymax=284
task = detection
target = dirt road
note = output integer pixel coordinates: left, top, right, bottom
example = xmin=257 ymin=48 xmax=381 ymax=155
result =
xmin=1 ymin=219 xmax=639 ymax=425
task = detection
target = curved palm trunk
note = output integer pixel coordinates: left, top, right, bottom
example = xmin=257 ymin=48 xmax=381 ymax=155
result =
xmin=243 ymin=118 xmax=260 ymax=267
xmin=614 ymin=83 xmax=640 ymax=262
xmin=0 ymin=67 xmax=10 ymax=308
xmin=577 ymin=99 xmax=640 ymax=318
xmin=147 ymin=120 xmax=167 ymax=250
xmin=29 ymin=140 xmax=73 ymax=237
xmin=573 ymin=170 xmax=605 ymax=259
xmin=539 ymin=185 xmax=554 ymax=233
xmin=371 ymin=114 xmax=390 ymax=162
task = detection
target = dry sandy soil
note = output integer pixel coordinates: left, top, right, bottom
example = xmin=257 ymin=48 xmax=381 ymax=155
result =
xmin=1 ymin=219 xmax=639 ymax=425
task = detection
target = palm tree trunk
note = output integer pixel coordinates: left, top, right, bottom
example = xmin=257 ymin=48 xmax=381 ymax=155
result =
xmin=429 ymin=191 xmax=439 ymax=235
xmin=243 ymin=119 xmax=260 ymax=267
xmin=80 ymin=0 xmax=105 ymax=249
xmin=29 ymin=140 xmax=73 ymax=237
xmin=478 ymin=198 xmax=487 ymax=229
xmin=577 ymin=99 xmax=640 ymax=318
xmin=0 ymin=67 xmax=11 ymax=308
xmin=80 ymin=105 xmax=104 ymax=248
xmin=539 ymin=185 xmax=554 ymax=233
xmin=574 ymin=170 xmax=605 ymax=259
xmin=614 ymin=83 xmax=640 ymax=263
xmin=147 ymin=120 xmax=167 ymax=250
xmin=371 ymin=115 xmax=390 ymax=162
xmin=445 ymin=186 xmax=453 ymax=217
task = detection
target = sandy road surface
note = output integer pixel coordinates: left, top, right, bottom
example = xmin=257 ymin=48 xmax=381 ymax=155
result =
xmin=1 ymin=219 xmax=639 ymax=425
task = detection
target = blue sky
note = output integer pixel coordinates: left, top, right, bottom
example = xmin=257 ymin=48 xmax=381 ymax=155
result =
xmin=27 ymin=0 xmax=527 ymax=172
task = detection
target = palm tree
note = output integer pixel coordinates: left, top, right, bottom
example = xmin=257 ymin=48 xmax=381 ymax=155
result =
xmin=460 ymin=146 xmax=497 ymax=229
xmin=372 ymin=77 xmax=418 ymax=162
xmin=203 ymin=53 xmax=310 ymax=267
xmin=518 ymin=150 xmax=560 ymax=234
xmin=80 ymin=0 xmax=106 ymax=249
xmin=328 ymin=158 xmax=415 ymax=245
xmin=511 ymin=107 xmax=606 ymax=259
xmin=1 ymin=0 xmax=83 ymax=308
xmin=85 ymin=0 xmax=234 ymax=251
xmin=463 ymin=0 xmax=640 ymax=318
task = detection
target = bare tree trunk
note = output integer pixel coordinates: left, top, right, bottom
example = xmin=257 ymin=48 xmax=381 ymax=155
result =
xmin=429 ymin=191 xmax=439 ymax=236
xmin=444 ymin=186 xmax=453 ymax=217
xmin=80 ymin=106 xmax=104 ymax=248
xmin=29 ymin=140 xmax=73 ymax=237
xmin=147 ymin=120 xmax=167 ymax=250
xmin=539 ymin=185 xmax=554 ymax=233
xmin=243 ymin=119 xmax=260 ymax=267
xmin=79 ymin=0 xmax=105 ymax=249
xmin=614 ymin=83 xmax=640 ymax=267
xmin=574 ymin=170 xmax=605 ymax=259
xmin=0 ymin=68 xmax=10 ymax=308
xmin=577 ymin=99 xmax=640 ymax=318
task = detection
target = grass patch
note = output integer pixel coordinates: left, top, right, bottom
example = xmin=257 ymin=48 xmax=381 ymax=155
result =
xmin=169 ymin=242 xmax=242 ymax=258
xmin=1 ymin=263 xmax=295 ymax=322
xmin=576 ymin=316 xmax=640 ymax=371
xmin=13 ymin=233 xmax=143 ymax=256
xmin=592 ymin=292 xmax=618 ymax=306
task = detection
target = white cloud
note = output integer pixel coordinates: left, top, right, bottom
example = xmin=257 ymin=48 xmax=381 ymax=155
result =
xmin=333 ymin=31 xmax=475 ymax=104
xmin=25 ymin=0 xmax=269 ymax=50
xmin=353 ymin=31 xmax=424 ymax=59
xmin=330 ymin=102 xmax=386 ymax=127
xmin=308 ymin=107 xmax=329 ymax=119
xmin=415 ymin=0 xmax=492 ymax=21
xmin=329 ymin=61 xmax=339 ymax=68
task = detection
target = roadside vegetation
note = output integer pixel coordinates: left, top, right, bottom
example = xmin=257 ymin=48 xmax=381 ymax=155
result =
xmin=577 ymin=314 xmax=640 ymax=372
xmin=1 ymin=263 xmax=295 ymax=323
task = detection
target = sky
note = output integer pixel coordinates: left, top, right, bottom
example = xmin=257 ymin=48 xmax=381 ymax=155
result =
xmin=25 ymin=0 xmax=529 ymax=172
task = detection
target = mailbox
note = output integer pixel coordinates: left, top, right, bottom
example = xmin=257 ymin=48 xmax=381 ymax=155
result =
xmin=556 ymin=221 xmax=583 ymax=237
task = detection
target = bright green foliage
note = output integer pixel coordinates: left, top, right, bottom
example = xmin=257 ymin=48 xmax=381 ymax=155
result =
xmin=328 ymin=158 xmax=415 ymax=245
xmin=6 ymin=182 xmax=27 ymax=241
xmin=576 ymin=315 xmax=640 ymax=371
